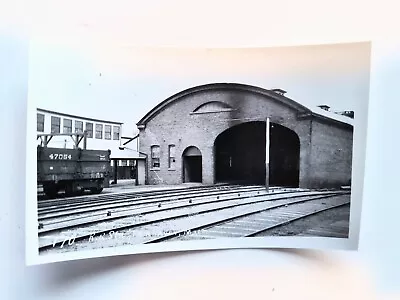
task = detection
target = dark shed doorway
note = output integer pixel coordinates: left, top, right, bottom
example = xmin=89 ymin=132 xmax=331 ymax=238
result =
xmin=182 ymin=146 xmax=202 ymax=183
xmin=214 ymin=121 xmax=300 ymax=187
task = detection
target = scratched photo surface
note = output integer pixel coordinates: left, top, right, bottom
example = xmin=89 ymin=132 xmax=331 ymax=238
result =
xmin=26 ymin=40 xmax=371 ymax=265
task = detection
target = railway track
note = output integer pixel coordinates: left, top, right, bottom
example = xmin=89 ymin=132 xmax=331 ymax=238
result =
xmin=37 ymin=186 xmax=303 ymax=227
xmin=37 ymin=185 xmax=273 ymax=215
xmin=143 ymin=196 xmax=350 ymax=242
xmin=37 ymin=184 xmax=335 ymax=232
xmin=37 ymin=184 xmax=308 ymax=211
xmin=38 ymin=189 xmax=320 ymax=234
xmin=37 ymin=184 xmax=244 ymax=207
xmin=38 ymin=190 xmax=350 ymax=253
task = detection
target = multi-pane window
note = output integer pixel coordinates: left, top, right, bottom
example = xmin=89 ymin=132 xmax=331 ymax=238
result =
xmin=86 ymin=122 xmax=93 ymax=138
xmin=51 ymin=116 xmax=60 ymax=133
xmin=105 ymin=125 xmax=112 ymax=140
xmin=75 ymin=120 xmax=83 ymax=133
xmin=63 ymin=118 xmax=72 ymax=133
xmin=37 ymin=113 xmax=44 ymax=132
xmin=113 ymin=126 xmax=120 ymax=140
xmin=151 ymin=145 xmax=160 ymax=168
xmin=121 ymin=160 xmax=127 ymax=166
xmin=168 ymin=145 xmax=176 ymax=169
xmin=95 ymin=124 xmax=103 ymax=139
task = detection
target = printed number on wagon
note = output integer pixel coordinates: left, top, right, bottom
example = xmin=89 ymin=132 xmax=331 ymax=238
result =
xmin=49 ymin=154 xmax=72 ymax=160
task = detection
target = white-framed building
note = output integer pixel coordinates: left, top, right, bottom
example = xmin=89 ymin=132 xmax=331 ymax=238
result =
xmin=36 ymin=108 xmax=146 ymax=184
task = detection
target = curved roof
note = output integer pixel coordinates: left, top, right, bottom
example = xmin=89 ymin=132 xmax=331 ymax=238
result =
xmin=136 ymin=83 xmax=353 ymax=127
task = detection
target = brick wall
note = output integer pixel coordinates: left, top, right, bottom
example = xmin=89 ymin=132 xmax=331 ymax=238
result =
xmin=138 ymin=86 xmax=353 ymax=189
xmin=309 ymin=119 xmax=353 ymax=188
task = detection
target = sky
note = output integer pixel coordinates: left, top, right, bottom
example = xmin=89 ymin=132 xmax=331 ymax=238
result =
xmin=28 ymin=39 xmax=371 ymax=137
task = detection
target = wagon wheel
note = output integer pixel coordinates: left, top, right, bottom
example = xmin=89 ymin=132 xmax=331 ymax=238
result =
xmin=43 ymin=184 xmax=59 ymax=199
xmin=90 ymin=187 xmax=103 ymax=194
xmin=64 ymin=183 xmax=75 ymax=197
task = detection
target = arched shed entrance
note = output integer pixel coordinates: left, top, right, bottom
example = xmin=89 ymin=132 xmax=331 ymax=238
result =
xmin=214 ymin=121 xmax=300 ymax=187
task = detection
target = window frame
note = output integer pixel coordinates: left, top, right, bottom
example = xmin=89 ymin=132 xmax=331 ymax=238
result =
xmin=168 ymin=144 xmax=176 ymax=170
xmin=150 ymin=145 xmax=161 ymax=169
xmin=37 ymin=113 xmax=45 ymax=132
xmin=75 ymin=120 xmax=84 ymax=133
xmin=51 ymin=116 xmax=61 ymax=133
xmin=113 ymin=126 xmax=120 ymax=140
xmin=63 ymin=118 xmax=72 ymax=133
xmin=104 ymin=125 xmax=112 ymax=140
xmin=85 ymin=122 xmax=93 ymax=138
xmin=95 ymin=124 xmax=103 ymax=139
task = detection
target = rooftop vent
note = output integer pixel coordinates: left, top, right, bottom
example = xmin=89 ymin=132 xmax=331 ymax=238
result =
xmin=337 ymin=110 xmax=354 ymax=119
xmin=318 ymin=105 xmax=330 ymax=111
xmin=271 ymin=88 xmax=287 ymax=96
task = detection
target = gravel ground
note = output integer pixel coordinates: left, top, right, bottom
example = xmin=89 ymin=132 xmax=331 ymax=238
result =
xmin=254 ymin=204 xmax=350 ymax=237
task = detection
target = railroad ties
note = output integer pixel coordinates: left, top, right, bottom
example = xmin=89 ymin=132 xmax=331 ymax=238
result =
xmin=37 ymin=184 xmax=351 ymax=255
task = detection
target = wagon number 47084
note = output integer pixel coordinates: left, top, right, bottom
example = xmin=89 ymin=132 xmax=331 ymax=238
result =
xmin=49 ymin=154 xmax=72 ymax=160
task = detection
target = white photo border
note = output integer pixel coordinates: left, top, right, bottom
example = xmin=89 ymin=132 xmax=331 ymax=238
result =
xmin=25 ymin=39 xmax=371 ymax=266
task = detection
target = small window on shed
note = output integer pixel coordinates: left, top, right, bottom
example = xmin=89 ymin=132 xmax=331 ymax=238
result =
xmin=151 ymin=145 xmax=160 ymax=168
xmin=168 ymin=145 xmax=176 ymax=169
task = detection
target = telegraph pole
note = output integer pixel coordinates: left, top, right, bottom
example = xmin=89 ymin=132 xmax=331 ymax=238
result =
xmin=265 ymin=118 xmax=270 ymax=192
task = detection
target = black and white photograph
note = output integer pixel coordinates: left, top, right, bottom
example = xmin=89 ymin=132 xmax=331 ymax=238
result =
xmin=26 ymin=39 xmax=371 ymax=265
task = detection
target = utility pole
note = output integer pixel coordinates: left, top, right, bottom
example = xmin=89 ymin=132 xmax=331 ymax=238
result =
xmin=266 ymin=117 xmax=270 ymax=192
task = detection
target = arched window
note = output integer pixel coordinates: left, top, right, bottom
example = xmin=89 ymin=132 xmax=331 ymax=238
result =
xmin=192 ymin=101 xmax=233 ymax=114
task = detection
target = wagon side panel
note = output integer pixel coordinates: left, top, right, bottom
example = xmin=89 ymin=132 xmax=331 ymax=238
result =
xmin=78 ymin=149 xmax=111 ymax=188
xmin=37 ymin=147 xmax=79 ymax=183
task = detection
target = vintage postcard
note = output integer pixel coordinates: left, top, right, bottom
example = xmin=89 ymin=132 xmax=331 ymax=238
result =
xmin=25 ymin=40 xmax=371 ymax=265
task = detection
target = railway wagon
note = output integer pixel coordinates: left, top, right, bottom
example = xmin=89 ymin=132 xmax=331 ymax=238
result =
xmin=37 ymin=132 xmax=112 ymax=198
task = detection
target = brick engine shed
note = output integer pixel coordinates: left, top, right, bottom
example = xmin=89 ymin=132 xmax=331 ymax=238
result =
xmin=136 ymin=83 xmax=354 ymax=189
